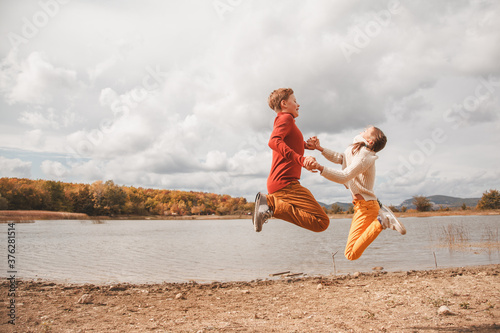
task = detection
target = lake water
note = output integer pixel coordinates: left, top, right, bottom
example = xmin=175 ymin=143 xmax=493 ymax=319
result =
xmin=1 ymin=215 xmax=499 ymax=284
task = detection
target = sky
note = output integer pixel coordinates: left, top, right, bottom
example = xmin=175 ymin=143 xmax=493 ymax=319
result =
xmin=0 ymin=0 xmax=499 ymax=206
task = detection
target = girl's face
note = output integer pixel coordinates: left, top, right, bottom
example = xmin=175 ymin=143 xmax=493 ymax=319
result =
xmin=361 ymin=126 xmax=376 ymax=145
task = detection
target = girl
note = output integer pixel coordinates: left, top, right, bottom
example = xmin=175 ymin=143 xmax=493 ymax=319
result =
xmin=308 ymin=126 xmax=406 ymax=261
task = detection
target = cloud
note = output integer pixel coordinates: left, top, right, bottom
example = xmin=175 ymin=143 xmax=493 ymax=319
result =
xmin=0 ymin=0 xmax=499 ymax=205
xmin=18 ymin=107 xmax=67 ymax=129
xmin=41 ymin=160 xmax=68 ymax=178
xmin=0 ymin=51 xmax=84 ymax=105
xmin=0 ymin=156 xmax=32 ymax=178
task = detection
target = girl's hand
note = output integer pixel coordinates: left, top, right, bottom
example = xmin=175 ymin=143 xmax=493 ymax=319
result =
xmin=310 ymin=161 xmax=324 ymax=173
xmin=309 ymin=136 xmax=324 ymax=152
xmin=306 ymin=137 xmax=316 ymax=150
xmin=306 ymin=136 xmax=320 ymax=150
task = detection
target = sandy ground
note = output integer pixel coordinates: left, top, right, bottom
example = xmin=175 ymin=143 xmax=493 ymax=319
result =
xmin=1 ymin=265 xmax=498 ymax=332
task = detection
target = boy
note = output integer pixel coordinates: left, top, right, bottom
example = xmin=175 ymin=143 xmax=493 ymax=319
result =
xmin=252 ymin=88 xmax=330 ymax=233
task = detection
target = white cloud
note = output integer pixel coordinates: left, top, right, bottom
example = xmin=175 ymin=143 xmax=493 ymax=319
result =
xmin=203 ymin=150 xmax=228 ymax=171
xmin=18 ymin=107 xmax=62 ymax=129
xmin=1 ymin=51 xmax=83 ymax=105
xmin=0 ymin=0 xmax=499 ymax=204
xmin=0 ymin=156 xmax=32 ymax=178
xmin=41 ymin=160 xmax=68 ymax=179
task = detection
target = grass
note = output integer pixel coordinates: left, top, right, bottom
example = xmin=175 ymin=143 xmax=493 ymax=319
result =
xmin=435 ymin=223 xmax=500 ymax=252
xmin=440 ymin=224 xmax=470 ymax=246
xmin=481 ymin=225 xmax=499 ymax=243
xmin=0 ymin=210 xmax=89 ymax=222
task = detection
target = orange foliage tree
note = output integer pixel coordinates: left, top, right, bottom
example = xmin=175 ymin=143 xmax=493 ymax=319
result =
xmin=0 ymin=177 xmax=251 ymax=217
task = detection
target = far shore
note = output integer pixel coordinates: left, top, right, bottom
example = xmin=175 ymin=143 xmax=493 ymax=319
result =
xmin=0 ymin=208 xmax=499 ymax=222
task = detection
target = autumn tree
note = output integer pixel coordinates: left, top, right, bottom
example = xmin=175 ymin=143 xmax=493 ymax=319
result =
xmin=42 ymin=180 xmax=67 ymax=211
xmin=67 ymin=184 xmax=95 ymax=215
xmin=330 ymin=203 xmax=343 ymax=214
xmin=0 ymin=193 xmax=8 ymax=210
xmin=0 ymin=177 xmax=253 ymax=216
xmin=477 ymin=189 xmax=500 ymax=210
xmin=413 ymin=195 xmax=432 ymax=212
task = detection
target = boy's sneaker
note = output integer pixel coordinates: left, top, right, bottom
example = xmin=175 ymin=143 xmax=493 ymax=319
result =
xmin=378 ymin=205 xmax=406 ymax=235
xmin=252 ymin=192 xmax=273 ymax=232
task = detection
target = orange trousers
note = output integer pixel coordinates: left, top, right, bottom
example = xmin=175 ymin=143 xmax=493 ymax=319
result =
xmin=345 ymin=199 xmax=383 ymax=260
xmin=266 ymin=181 xmax=330 ymax=232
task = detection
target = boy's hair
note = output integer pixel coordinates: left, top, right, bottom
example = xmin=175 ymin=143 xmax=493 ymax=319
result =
xmin=352 ymin=127 xmax=387 ymax=154
xmin=268 ymin=88 xmax=294 ymax=112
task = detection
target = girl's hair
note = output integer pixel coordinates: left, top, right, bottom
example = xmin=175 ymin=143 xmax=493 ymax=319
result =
xmin=268 ymin=88 xmax=294 ymax=111
xmin=351 ymin=127 xmax=387 ymax=155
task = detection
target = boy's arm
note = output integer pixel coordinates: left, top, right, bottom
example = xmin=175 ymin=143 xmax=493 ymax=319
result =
xmin=268 ymin=115 xmax=305 ymax=166
xmin=319 ymin=152 xmax=377 ymax=184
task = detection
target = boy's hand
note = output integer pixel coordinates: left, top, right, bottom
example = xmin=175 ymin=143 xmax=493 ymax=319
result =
xmin=303 ymin=156 xmax=316 ymax=169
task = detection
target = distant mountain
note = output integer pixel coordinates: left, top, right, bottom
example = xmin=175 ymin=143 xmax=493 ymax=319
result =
xmin=318 ymin=201 xmax=353 ymax=212
xmin=398 ymin=195 xmax=480 ymax=209
xmin=319 ymin=195 xmax=480 ymax=212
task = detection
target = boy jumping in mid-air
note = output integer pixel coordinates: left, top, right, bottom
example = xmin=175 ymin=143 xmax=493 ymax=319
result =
xmin=252 ymin=88 xmax=330 ymax=233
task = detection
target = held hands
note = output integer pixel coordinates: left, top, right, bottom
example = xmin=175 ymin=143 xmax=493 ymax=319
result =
xmin=303 ymin=156 xmax=323 ymax=173
xmin=304 ymin=136 xmax=324 ymax=173
xmin=306 ymin=136 xmax=323 ymax=151
xmin=303 ymin=156 xmax=316 ymax=171
xmin=310 ymin=160 xmax=323 ymax=173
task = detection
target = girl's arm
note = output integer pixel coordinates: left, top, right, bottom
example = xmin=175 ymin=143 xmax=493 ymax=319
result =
xmin=321 ymin=148 xmax=344 ymax=165
xmin=307 ymin=136 xmax=344 ymax=164
xmin=316 ymin=151 xmax=377 ymax=184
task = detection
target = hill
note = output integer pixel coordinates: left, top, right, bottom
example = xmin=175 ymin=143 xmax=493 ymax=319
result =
xmin=319 ymin=195 xmax=480 ymax=212
xmin=319 ymin=201 xmax=353 ymax=212
xmin=398 ymin=195 xmax=480 ymax=210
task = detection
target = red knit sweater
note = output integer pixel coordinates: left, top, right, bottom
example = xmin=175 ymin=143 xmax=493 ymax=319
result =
xmin=267 ymin=112 xmax=307 ymax=194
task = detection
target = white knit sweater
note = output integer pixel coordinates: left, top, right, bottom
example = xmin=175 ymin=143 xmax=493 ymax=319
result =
xmin=320 ymin=137 xmax=378 ymax=201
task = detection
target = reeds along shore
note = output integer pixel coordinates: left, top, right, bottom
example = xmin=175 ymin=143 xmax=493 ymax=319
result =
xmin=0 ymin=210 xmax=89 ymax=222
xmin=0 ymin=208 xmax=499 ymax=222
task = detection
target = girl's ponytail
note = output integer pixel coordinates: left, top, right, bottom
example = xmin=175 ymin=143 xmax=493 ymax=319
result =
xmin=351 ymin=142 xmax=366 ymax=155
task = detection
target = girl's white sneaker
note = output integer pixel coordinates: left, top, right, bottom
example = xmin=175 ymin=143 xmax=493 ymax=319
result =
xmin=379 ymin=205 xmax=406 ymax=235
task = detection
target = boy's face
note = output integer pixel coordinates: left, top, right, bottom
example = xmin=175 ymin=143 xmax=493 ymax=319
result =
xmin=280 ymin=94 xmax=300 ymax=118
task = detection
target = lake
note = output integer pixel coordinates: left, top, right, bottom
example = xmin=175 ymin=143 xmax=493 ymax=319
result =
xmin=1 ymin=215 xmax=499 ymax=284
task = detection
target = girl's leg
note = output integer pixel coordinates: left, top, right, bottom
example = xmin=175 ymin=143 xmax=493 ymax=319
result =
xmin=267 ymin=181 xmax=330 ymax=232
xmin=344 ymin=200 xmax=383 ymax=260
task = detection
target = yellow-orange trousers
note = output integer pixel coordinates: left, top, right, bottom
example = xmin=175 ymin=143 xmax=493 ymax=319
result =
xmin=267 ymin=181 xmax=330 ymax=232
xmin=345 ymin=199 xmax=383 ymax=260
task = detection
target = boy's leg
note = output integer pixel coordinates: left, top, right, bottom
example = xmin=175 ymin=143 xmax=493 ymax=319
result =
xmin=267 ymin=181 xmax=329 ymax=232
xmin=344 ymin=200 xmax=383 ymax=260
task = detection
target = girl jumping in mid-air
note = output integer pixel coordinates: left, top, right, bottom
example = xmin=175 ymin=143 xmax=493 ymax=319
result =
xmin=308 ymin=126 xmax=406 ymax=261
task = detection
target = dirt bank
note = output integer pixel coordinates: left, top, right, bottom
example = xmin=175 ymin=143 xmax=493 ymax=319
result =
xmin=1 ymin=265 xmax=498 ymax=332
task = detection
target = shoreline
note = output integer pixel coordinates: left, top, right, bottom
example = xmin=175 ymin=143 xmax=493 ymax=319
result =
xmin=6 ymin=262 xmax=499 ymax=287
xmin=1 ymin=208 xmax=499 ymax=222
xmin=1 ymin=264 xmax=498 ymax=332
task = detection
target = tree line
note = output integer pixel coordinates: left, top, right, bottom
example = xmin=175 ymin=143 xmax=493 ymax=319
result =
xmin=0 ymin=178 xmax=253 ymax=217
